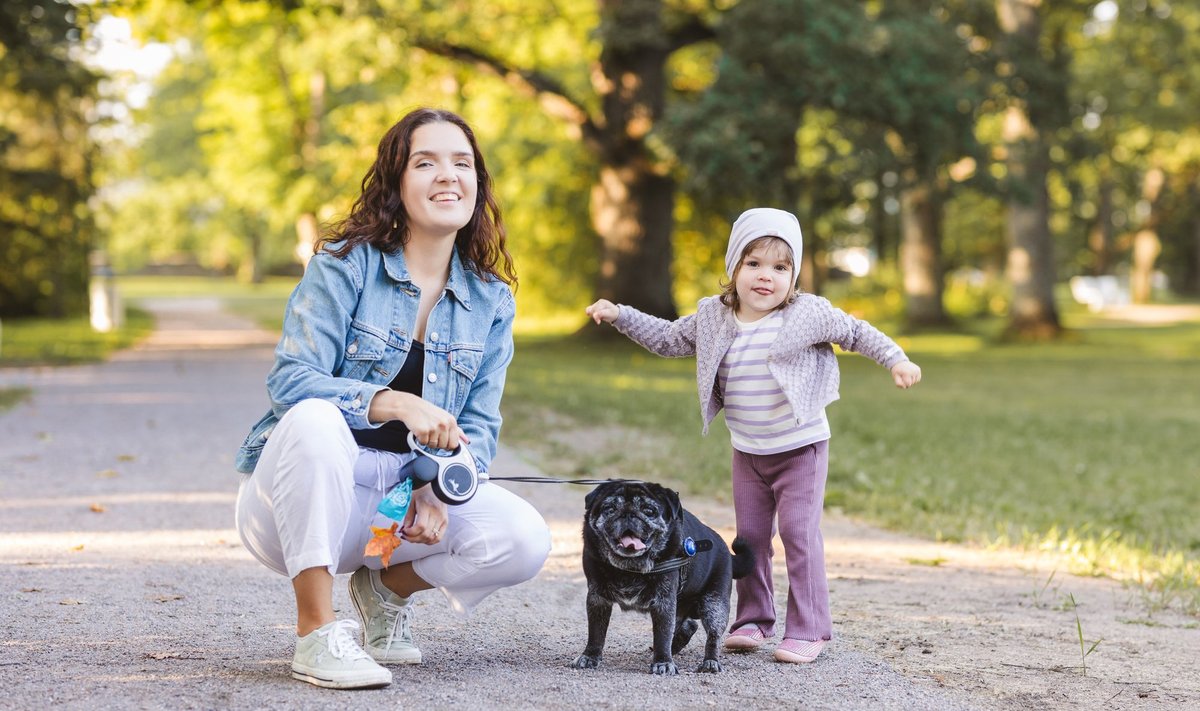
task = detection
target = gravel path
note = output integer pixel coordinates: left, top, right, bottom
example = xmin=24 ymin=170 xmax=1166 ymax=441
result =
xmin=1 ymin=299 xmax=1194 ymax=710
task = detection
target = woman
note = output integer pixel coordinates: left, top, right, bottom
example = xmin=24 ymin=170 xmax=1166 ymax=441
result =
xmin=234 ymin=108 xmax=551 ymax=689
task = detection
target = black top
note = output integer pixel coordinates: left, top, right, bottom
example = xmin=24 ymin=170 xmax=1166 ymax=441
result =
xmin=351 ymin=341 xmax=424 ymax=453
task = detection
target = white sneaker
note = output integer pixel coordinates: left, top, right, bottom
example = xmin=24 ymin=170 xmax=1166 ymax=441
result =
xmin=291 ymin=619 xmax=392 ymax=689
xmin=349 ymin=567 xmax=423 ymax=664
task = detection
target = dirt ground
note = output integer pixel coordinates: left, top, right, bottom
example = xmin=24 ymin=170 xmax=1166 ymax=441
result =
xmin=2 ymin=298 xmax=1198 ymax=710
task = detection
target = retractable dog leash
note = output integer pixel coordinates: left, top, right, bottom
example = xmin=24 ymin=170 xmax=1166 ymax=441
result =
xmin=378 ymin=444 xmax=711 ymax=570
xmin=378 ymin=434 xmax=636 ymax=522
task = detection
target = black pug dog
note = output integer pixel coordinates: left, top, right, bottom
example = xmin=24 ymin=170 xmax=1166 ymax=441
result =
xmin=570 ymin=480 xmax=753 ymax=675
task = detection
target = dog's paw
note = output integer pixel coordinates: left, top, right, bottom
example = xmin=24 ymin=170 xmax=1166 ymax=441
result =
xmin=649 ymin=661 xmax=678 ymax=676
xmin=570 ymin=654 xmax=601 ymax=669
xmin=695 ymin=658 xmax=723 ymax=673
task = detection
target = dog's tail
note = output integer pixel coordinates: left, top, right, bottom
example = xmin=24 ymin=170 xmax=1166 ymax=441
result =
xmin=730 ymin=536 xmax=754 ymax=580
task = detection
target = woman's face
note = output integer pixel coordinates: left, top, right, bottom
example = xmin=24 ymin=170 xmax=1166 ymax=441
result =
xmin=733 ymin=239 xmax=794 ymax=321
xmin=401 ymin=121 xmax=478 ymax=242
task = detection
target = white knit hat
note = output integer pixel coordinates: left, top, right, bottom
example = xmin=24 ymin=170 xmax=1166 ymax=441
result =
xmin=724 ymin=208 xmax=803 ymax=279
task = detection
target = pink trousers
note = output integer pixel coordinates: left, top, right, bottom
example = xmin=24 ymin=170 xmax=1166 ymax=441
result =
xmin=729 ymin=440 xmax=832 ymax=642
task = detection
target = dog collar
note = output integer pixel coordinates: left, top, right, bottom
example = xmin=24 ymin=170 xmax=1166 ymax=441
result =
xmin=647 ymin=537 xmax=714 ymax=574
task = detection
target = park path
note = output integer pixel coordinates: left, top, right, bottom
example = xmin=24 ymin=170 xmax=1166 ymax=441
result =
xmin=1 ymin=299 xmax=1196 ymax=710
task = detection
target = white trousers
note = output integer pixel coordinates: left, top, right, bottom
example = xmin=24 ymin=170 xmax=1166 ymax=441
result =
xmin=235 ymin=399 xmax=551 ymax=615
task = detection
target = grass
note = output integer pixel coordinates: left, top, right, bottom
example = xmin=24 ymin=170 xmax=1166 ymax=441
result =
xmin=0 ymin=386 xmax=30 ymax=411
xmin=0 ymin=309 xmax=155 ymax=367
xmin=502 ymin=305 xmax=1200 ymax=615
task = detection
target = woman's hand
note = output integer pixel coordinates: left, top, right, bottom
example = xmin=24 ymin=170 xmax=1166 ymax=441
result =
xmin=368 ymin=390 xmax=467 ymax=451
xmin=402 ymin=484 xmax=448 ymax=545
xmin=585 ymin=300 xmax=619 ymax=324
xmin=891 ymin=360 xmax=923 ymax=389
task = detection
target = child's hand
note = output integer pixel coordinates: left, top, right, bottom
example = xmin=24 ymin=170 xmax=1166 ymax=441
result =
xmin=891 ymin=360 xmax=922 ymax=389
xmin=585 ymin=299 xmax=619 ymax=324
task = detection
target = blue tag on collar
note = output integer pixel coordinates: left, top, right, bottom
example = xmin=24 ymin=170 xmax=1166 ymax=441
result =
xmin=683 ymin=537 xmax=696 ymax=556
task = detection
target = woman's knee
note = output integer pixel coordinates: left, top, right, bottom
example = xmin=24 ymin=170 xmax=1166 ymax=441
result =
xmin=505 ymin=511 xmax=552 ymax=581
xmin=456 ymin=503 xmax=550 ymax=583
xmin=275 ymin=399 xmax=356 ymax=463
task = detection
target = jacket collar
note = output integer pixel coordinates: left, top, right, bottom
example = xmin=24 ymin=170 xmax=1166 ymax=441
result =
xmin=382 ymin=244 xmax=473 ymax=310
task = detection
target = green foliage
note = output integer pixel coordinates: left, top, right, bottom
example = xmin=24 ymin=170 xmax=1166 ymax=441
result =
xmin=1065 ymin=0 xmax=1200 ymax=292
xmin=0 ymin=2 xmax=99 ymax=317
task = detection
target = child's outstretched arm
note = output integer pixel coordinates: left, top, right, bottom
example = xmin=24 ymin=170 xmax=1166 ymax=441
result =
xmin=586 ymin=299 xmax=620 ymax=324
xmin=584 ymin=299 xmax=700 ymax=358
xmin=890 ymin=360 xmax=922 ymax=389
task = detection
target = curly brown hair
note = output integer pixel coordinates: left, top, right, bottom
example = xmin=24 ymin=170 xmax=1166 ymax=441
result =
xmin=718 ymin=235 xmax=798 ymax=312
xmin=317 ymin=108 xmax=517 ymax=288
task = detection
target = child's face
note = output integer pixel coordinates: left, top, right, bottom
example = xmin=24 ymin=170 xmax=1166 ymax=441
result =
xmin=734 ymin=239 xmax=794 ymax=321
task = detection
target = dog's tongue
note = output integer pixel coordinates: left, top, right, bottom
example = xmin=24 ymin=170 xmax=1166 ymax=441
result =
xmin=619 ymin=535 xmax=646 ymax=551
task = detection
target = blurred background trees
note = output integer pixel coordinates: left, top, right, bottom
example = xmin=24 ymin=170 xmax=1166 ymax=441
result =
xmin=0 ymin=2 xmax=98 ymax=318
xmin=4 ymin=0 xmax=1199 ymax=335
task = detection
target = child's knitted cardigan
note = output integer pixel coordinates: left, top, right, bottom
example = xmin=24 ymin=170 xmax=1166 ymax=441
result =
xmin=612 ymin=294 xmax=909 ymax=434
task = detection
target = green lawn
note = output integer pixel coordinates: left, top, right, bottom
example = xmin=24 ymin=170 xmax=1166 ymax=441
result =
xmin=502 ymin=310 xmax=1200 ymax=615
xmin=0 ymin=309 xmax=155 ymax=367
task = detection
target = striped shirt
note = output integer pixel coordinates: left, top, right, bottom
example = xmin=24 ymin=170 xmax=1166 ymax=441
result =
xmin=718 ymin=312 xmax=830 ymax=455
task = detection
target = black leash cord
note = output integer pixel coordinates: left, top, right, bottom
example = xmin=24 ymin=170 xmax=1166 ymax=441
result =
xmin=485 ymin=475 xmax=641 ymax=486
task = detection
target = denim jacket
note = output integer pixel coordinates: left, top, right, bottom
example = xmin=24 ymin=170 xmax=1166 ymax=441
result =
xmin=235 ymin=242 xmax=515 ymax=475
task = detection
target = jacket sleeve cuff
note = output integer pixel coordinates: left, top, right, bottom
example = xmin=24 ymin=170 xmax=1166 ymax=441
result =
xmin=882 ymin=349 xmax=909 ymax=370
xmin=339 ymin=382 xmax=387 ymax=430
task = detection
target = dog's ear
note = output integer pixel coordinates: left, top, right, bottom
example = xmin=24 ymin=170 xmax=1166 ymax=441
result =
xmin=664 ymin=488 xmax=682 ymax=520
xmin=648 ymin=483 xmax=682 ymax=520
xmin=584 ymin=483 xmax=607 ymax=511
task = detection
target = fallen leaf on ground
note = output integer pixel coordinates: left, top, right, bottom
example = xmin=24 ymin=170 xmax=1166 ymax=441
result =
xmin=153 ymin=594 xmax=184 ymax=603
xmin=96 ymin=469 xmax=119 ymax=479
xmin=20 ymin=588 xmax=42 ymax=593
xmin=905 ymin=556 xmax=947 ymax=567
xmin=144 ymin=652 xmax=204 ymax=660
xmin=70 ymin=544 xmax=84 ymax=552
xmin=89 ymin=503 xmax=106 ymax=513
xmin=364 ymin=522 xmax=402 ymax=569
xmin=116 ymin=454 xmax=136 ymax=462
xmin=59 ymin=599 xmax=83 ymax=605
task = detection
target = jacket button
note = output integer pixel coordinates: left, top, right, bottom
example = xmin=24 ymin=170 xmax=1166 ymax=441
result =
xmin=427 ymin=373 xmax=438 ymax=383
xmin=429 ymin=332 xmax=439 ymax=342
xmin=348 ymin=342 xmax=358 ymax=354
xmin=352 ymin=398 xmax=361 ymax=408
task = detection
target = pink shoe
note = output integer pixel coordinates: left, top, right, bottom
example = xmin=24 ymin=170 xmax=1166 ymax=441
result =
xmin=774 ymin=638 xmax=826 ymax=664
xmin=724 ymin=624 xmax=768 ymax=651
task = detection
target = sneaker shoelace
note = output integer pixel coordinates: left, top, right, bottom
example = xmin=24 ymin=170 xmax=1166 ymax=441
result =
xmin=377 ymin=595 xmax=415 ymax=652
xmin=318 ymin=619 xmax=372 ymax=662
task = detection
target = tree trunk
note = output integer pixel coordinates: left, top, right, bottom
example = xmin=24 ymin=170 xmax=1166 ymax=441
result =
xmin=900 ymin=181 xmax=948 ymax=327
xmin=293 ymin=70 xmax=325 ymax=271
xmin=294 ymin=213 xmax=319 ymax=271
xmin=591 ymin=0 xmax=677 ymax=318
xmin=1002 ymin=120 xmax=1060 ymax=338
xmin=998 ymin=0 xmax=1061 ymax=339
xmin=1192 ymin=190 xmax=1200 ymax=295
xmin=1129 ymin=167 xmax=1164 ymax=304
xmin=1088 ymin=174 xmax=1114 ymax=276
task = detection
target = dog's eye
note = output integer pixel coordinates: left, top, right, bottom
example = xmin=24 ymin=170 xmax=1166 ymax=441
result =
xmin=641 ymin=506 xmax=658 ymax=517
